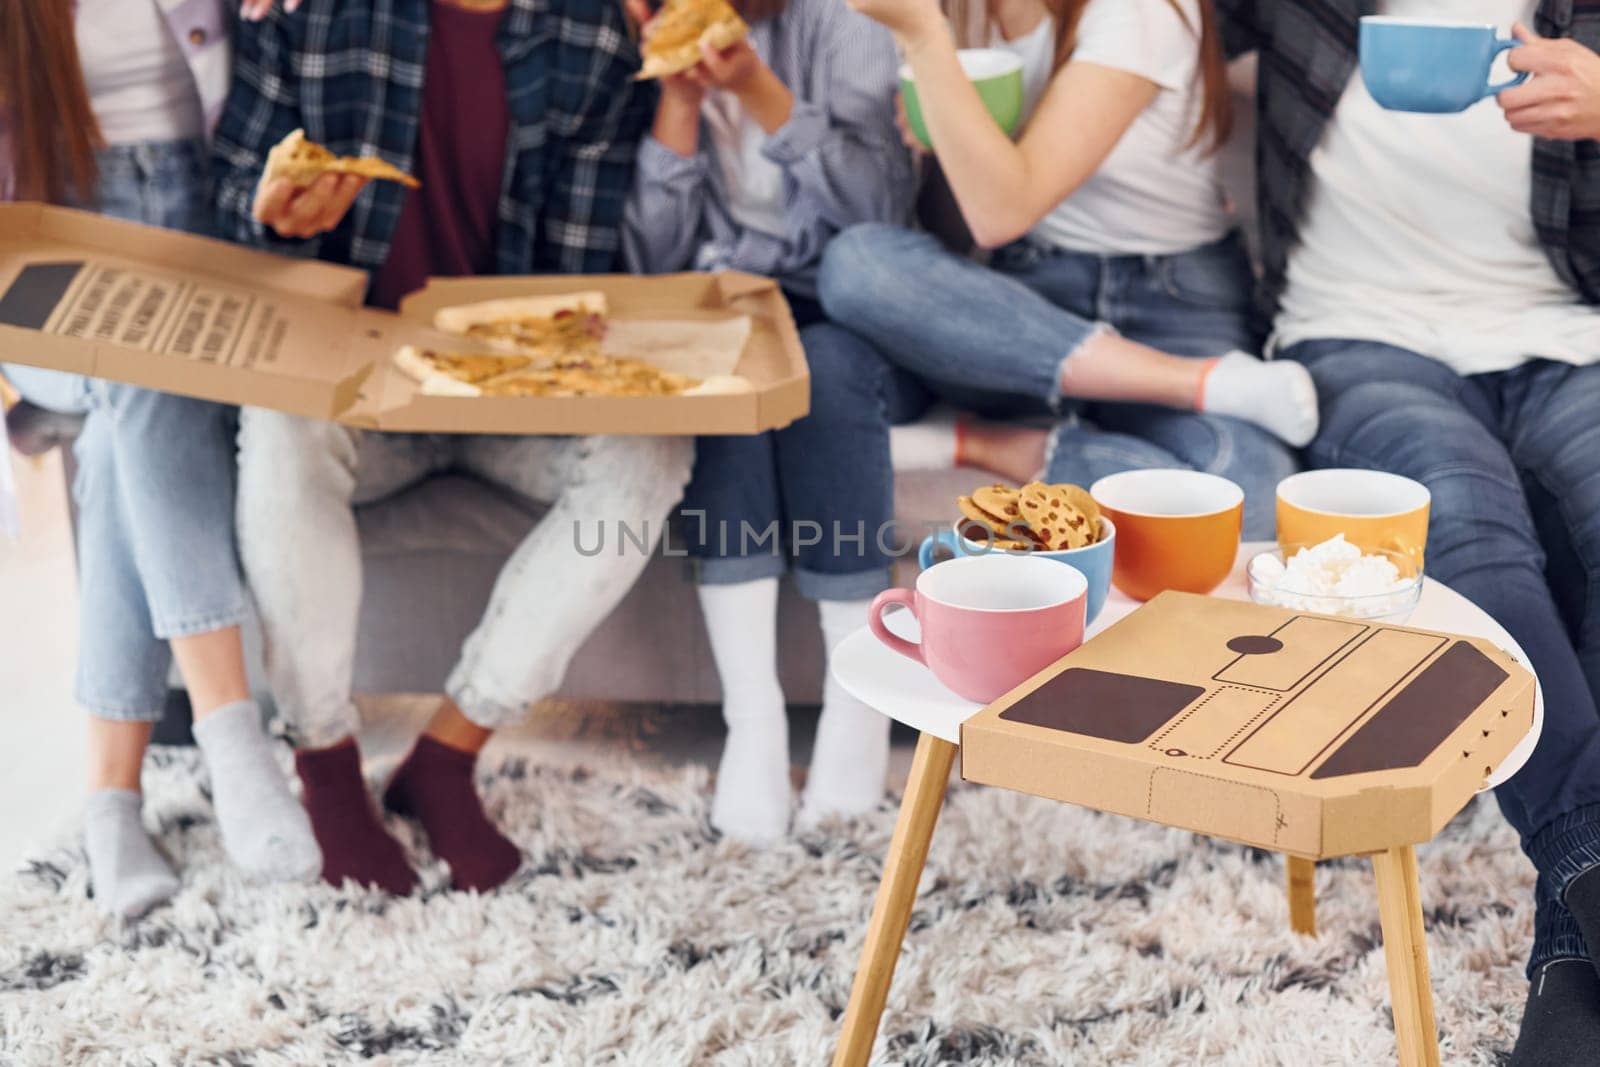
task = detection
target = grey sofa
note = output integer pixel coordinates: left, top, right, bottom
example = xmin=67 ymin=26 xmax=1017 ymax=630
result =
xmin=4 ymin=63 xmax=1259 ymax=710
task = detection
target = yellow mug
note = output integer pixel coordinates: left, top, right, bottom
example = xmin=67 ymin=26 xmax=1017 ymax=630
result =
xmin=1090 ymin=470 xmax=1244 ymax=602
xmin=1275 ymin=469 xmax=1430 ymax=565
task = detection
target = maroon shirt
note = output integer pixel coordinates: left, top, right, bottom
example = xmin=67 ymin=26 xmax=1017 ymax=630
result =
xmin=368 ymin=2 xmax=510 ymax=310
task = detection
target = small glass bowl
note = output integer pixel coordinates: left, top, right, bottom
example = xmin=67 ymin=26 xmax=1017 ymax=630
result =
xmin=1246 ymin=544 xmax=1424 ymax=624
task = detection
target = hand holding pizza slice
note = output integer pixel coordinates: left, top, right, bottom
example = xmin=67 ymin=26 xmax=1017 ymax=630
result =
xmin=252 ymin=129 xmax=420 ymax=239
xmin=636 ymin=0 xmax=750 ymax=80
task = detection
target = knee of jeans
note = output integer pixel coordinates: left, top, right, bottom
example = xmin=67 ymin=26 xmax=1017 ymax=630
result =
xmin=1425 ymin=467 xmax=1538 ymax=566
xmin=817 ymin=223 xmax=922 ymax=322
xmin=98 ymin=382 xmax=231 ymax=436
xmin=582 ymin=435 xmax=694 ymax=506
xmin=1214 ymin=421 xmax=1299 ymax=498
xmin=799 ymin=323 xmax=882 ymax=406
xmin=238 ymin=409 xmax=358 ymax=504
xmin=1319 ymin=383 xmax=1517 ymax=487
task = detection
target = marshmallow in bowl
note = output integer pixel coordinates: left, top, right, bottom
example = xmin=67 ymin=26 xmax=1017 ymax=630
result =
xmin=1250 ymin=535 xmax=1415 ymax=618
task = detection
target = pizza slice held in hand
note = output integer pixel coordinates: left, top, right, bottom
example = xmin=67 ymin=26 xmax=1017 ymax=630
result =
xmin=261 ymin=129 xmax=420 ymax=191
xmin=637 ymin=0 xmax=749 ymax=80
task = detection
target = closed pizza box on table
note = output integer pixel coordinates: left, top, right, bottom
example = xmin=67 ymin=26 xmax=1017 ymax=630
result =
xmin=0 ymin=203 xmax=810 ymax=435
xmin=959 ymin=592 xmax=1536 ymax=860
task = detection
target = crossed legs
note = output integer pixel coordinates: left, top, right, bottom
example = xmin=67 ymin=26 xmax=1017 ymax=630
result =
xmin=70 ymin=384 xmax=317 ymax=917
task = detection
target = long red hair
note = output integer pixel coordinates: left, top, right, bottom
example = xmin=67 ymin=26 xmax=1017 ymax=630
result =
xmin=947 ymin=0 xmax=1232 ymax=153
xmin=1 ymin=0 xmax=101 ymax=203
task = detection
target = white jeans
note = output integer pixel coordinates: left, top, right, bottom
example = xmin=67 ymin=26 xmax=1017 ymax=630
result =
xmin=237 ymin=408 xmax=693 ymax=747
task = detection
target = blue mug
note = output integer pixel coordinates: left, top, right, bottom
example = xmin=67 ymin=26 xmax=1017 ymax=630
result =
xmin=917 ymin=517 xmax=1116 ymax=626
xmin=1359 ymin=17 xmax=1528 ymax=113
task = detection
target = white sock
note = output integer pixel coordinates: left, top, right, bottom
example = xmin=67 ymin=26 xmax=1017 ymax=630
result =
xmin=84 ymin=789 xmax=180 ymax=920
xmin=890 ymin=409 xmax=960 ymax=472
xmin=698 ymin=579 xmax=791 ymax=845
xmin=193 ymin=699 xmax=321 ymax=884
xmin=1200 ymin=351 xmax=1320 ymax=447
xmin=798 ymin=598 xmax=890 ymax=830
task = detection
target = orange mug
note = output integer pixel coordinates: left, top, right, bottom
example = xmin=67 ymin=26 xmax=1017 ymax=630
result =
xmin=1276 ymin=469 xmax=1430 ymax=566
xmin=1089 ymin=470 xmax=1243 ymax=602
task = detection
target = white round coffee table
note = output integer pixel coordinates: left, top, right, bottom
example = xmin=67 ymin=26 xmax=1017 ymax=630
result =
xmin=828 ymin=542 xmax=1544 ymax=1067
xmin=834 ymin=542 xmax=1543 ymax=789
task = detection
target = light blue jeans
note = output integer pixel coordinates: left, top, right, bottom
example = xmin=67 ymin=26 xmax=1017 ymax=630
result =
xmin=817 ymin=225 xmax=1297 ymax=539
xmin=5 ymin=139 xmax=247 ymax=720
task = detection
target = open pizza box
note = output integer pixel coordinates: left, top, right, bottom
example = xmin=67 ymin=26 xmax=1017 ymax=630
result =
xmin=0 ymin=203 xmax=810 ymax=435
xmin=370 ymin=272 xmax=808 ymax=435
xmin=959 ymin=592 xmax=1536 ymax=860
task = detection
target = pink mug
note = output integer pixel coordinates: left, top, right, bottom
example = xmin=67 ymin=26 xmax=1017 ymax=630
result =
xmin=869 ymin=554 xmax=1088 ymax=704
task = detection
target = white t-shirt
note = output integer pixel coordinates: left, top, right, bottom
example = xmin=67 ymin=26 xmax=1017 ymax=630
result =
xmin=990 ymin=15 xmax=1055 ymax=118
xmin=1275 ymin=0 xmax=1596 ymax=373
xmin=701 ymin=90 xmax=789 ymax=241
xmin=993 ymin=0 xmax=1233 ymax=255
xmin=77 ymin=0 xmax=205 ymax=145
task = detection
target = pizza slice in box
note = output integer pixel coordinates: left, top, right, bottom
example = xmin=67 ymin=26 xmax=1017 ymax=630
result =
xmin=433 ymin=292 xmax=609 ymax=358
xmin=392 ymin=346 xmax=711 ymax=399
xmin=637 ymin=0 xmax=749 ymax=80
xmin=391 ymin=349 xmax=534 ymax=397
xmin=392 ymin=290 xmax=753 ymax=398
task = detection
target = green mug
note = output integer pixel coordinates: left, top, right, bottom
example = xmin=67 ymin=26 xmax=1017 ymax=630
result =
xmin=899 ymin=48 xmax=1027 ymax=151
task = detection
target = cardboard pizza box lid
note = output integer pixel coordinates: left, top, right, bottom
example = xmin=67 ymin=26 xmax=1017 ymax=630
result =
xmin=0 ymin=204 xmax=810 ymax=435
xmin=959 ymin=591 xmax=1536 ymax=859
xmin=0 ymin=203 xmax=386 ymax=420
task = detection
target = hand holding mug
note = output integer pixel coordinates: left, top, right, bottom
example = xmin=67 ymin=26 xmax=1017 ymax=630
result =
xmin=1498 ymin=23 xmax=1600 ymax=140
xmin=253 ymin=172 xmax=368 ymax=239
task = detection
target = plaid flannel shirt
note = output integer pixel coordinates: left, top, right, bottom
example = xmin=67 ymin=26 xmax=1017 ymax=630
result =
xmin=211 ymin=0 xmax=652 ymax=278
xmin=1218 ymin=0 xmax=1600 ymax=319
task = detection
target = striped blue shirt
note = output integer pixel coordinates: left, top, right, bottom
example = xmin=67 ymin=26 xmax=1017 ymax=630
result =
xmin=211 ymin=0 xmax=652 ymax=279
xmin=622 ymin=0 xmax=915 ymax=297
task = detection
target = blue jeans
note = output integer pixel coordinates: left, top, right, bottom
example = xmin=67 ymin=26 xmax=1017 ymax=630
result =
xmin=817 ymin=225 xmax=1297 ymax=539
xmin=681 ymin=299 xmax=899 ymax=600
xmin=5 ymin=139 xmax=246 ymax=721
xmin=1287 ymin=338 xmax=1600 ymax=972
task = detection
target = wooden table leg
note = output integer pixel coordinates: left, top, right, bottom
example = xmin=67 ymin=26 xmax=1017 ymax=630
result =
xmin=1286 ymin=856 xmax=1317 ymax=937
xmin=832 ymin=731 xmax=959 ymax=1067
xmin=1371 ymin=846 xmax=1441 ymax=1067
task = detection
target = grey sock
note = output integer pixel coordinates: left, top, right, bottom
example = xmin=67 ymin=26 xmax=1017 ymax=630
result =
xmin=84 ymin=789 xmax=179 ymax=920
xmin=193 ymin=700 xmax=321 ymax=883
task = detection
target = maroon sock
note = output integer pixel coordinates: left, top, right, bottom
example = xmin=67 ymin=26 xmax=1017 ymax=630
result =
xmin=383 ymin=736 xmax=521 ymax=892
xmin=295 ymin=740 xmax=418 ymax=895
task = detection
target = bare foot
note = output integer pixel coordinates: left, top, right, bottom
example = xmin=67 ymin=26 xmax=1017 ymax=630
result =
xmin=960 ymin=421 xmax=1050 ymax=484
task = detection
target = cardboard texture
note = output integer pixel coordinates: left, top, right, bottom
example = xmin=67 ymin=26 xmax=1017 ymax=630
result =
xmin=0 ymin=204 xmax=809 ymax=435
xmin=959 ymin=592 xmax=1537 ymax=859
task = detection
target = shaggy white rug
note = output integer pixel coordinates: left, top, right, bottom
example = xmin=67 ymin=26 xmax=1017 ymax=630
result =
xmin=0 ymin=746 xmax=1536 ymax=1066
